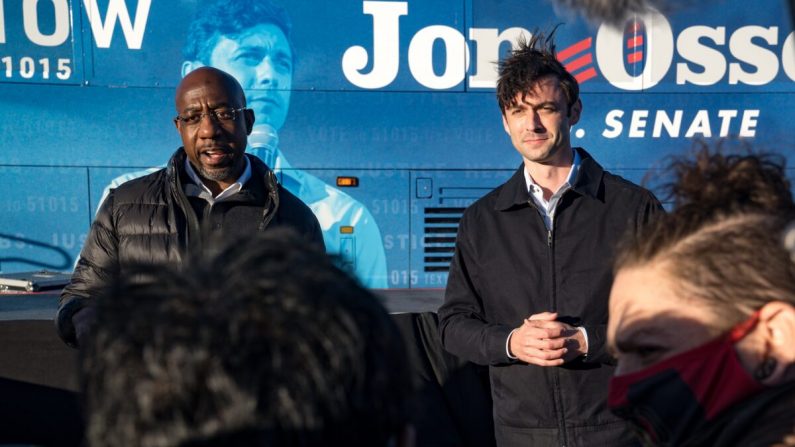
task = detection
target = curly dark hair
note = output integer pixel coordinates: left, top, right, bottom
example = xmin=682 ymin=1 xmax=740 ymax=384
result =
xmin=82 ymin=229 xmax=411 ymax=447
xmin=496 ymin=28 xmax=580 ymax=114
xmin=616 ymin=145 xmax=795 ymax=326
xmin=655 ymin=142 xmax=794 ymax=217
xmin=182 ymin=0 xmax=293 ymax=64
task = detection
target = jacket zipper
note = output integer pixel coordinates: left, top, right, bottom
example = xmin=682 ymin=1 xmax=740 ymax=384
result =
xmin=548 ymin=222 xmax=567 ymax=447
xmin=533 ymin=195 xmax=570 ymax=446
xmin=530 ymin=199 xmax=568 ymax=446
xmin=172 ymin=169 xmax=201 ymax=253
xmin=204 ymin=202 xmax=214 ymax=228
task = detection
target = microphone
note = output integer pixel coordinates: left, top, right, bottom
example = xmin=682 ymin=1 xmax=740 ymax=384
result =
xmin=248 ymin=123 xmax=280 ymax=169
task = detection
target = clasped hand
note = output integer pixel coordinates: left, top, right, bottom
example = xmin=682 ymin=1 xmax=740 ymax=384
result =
xmin=508 ymin=312 xmax=586 ymax=366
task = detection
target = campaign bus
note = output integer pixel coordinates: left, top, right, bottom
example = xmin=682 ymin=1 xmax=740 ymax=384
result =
xmin=1 ymin=0 xmax=793 ymax=288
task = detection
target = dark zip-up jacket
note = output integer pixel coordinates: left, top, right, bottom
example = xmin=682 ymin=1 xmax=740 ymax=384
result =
xmin=56 ymin=149 xmax=323 ymax=347
xmin=438 ymin=148 xmax=662 ymax=447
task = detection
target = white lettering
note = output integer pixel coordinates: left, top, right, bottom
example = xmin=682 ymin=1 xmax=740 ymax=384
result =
xmin=596 ymin=8 xmax=674 ymax=91
xmin=468 ymin=27 xmax=529 ymax=88
xmin=684 ymin=110 xmax=712 ymax=137
xmin=409 ymin=25 xmax=469 ymax=89
xmin=56 ymin=57 xmax=70 ymax=79
xmin=20 ymin=56 xmax=34 ymax=78
xmin=602 ymin=110 xmax=624 ymax=138
xmin=342 ymin=1 xmax=408 ymax=89
xmin=652 ymin=110 xmax=682 ymax=137
xmin=0 ymin=233 xmax=26 ymax=250
xmin=340 ymin=3 xmax=791 ymax=91
xmin=629 ymin=110 xmax=649 ymax=137
xmin=606 ymin=110 xmax=755 ymax=138
xmin=729 ymin=26 xmax=778 ymax=85
xmin=676 ymin=26 xmax=726 ymax=85
xmin=1 ymin=56 xmax=10 ymax=77
xmin=82 ymin=0 xmax=151 ymax=49
xmin=0 ymin=0 xmax=5 ymax=44
xmin=781 ymin=32 xmax=795 ymax=81
xmin=38 ymin=57 xmax=49 ymax=79
xmin=717 ymin=110 xmax=738 ymax=136
xmin=23 ymin=0 xmax=70 ymax=46
xmin=739 ymin=110 xmax=760 ymax=136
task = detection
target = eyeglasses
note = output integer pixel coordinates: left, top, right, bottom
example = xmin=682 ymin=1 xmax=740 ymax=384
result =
xmin=174 ymin=107 xmax=248 ymax=126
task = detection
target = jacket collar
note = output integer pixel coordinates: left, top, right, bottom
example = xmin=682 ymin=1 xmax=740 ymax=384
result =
xmin=495 ymin=147 xmax=604 ymax=211
xmin=245 ymin=153 xmax=280 ymax=208
xmin=243 ymin=154 xmax=280 ymax=231
xmin=166 ymin=148 xmax=185 ymax=188
xmin=167 ymin=148 xmax=280 ymax=232
xmin=167 ymin=149 xmax=279 ymax=199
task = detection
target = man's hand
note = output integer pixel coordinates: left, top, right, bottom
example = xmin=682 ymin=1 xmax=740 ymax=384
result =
xmin=508 ymin=312 xmax=587 ymax=366
xmin=72 ymin=305 xmax=97 ymax=349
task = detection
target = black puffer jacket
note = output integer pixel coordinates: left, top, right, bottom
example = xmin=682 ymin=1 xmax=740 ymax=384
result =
xmin=56 ymin=149 xmax=323 ymax=346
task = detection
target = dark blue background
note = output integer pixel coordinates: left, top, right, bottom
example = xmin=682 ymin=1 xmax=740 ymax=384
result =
xmin=1 ymin=0 xmax=793 ymax=287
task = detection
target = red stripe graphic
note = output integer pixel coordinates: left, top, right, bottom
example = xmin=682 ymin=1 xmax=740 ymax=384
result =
xmin=564 ymin=53 xmax=592 ymax=72
xmin=557 ymin=37 xmax=592 ymax=62
xmin=558 ymin=37 xmax=598 ymax=84
xmin=627 ymin=51 xmax=644 ymax=64
xmin=627 ymin=35 xmax=644 ymax=48
xmin=574 ymin=67 xmax=597 ymax=83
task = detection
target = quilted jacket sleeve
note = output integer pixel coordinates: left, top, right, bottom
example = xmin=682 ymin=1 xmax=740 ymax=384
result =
xmin=56 ymin=189 xmax=120 ymax=347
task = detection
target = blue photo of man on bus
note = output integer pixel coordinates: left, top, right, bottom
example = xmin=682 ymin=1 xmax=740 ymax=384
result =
xmin=97 ymin=0 xmax=388 ymax=288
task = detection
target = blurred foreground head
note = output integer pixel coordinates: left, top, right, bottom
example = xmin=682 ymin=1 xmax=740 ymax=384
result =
xmin=549 ymin=0 xmax=692 ymax=25
xmin=82 ymin=229 xmax=412 ymax=447
xmin=607 ymin=145 xmax=795 ymax=445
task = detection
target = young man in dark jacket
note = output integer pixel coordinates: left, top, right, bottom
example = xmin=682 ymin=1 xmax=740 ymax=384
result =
xmin=437 ymin=32 xmax=662 ymax=447
xmin=56 ymin=67 xmax=323 ymax=348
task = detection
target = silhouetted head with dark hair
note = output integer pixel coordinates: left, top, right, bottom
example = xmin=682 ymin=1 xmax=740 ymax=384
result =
xmin=547 ymin=0 xmax=696 ymax=26
xmin=81 ymin=229 xmax=413 ymax=447
xmin=607 ymin=145 xmax=795 ymax=445
xmin=496 ymin=28 xmax=580 ymax=115
xmin=659 ymin=143 xmax=795 ymax=218
xmin=614 ymin=144 xmax=795 ymax=330
xmin=614 ymin=146 xmax=795 ymax=312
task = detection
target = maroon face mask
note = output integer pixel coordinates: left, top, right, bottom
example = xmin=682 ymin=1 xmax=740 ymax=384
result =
xmin=608 ymin=312 xmax=764 ymax=446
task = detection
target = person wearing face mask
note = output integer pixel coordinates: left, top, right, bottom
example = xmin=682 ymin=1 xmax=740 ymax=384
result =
xmin=607 ymin=147 xmax=795 ymax=446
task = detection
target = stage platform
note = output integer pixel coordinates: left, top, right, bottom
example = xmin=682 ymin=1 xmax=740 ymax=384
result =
xmin=0 ymin=288 xmax=445 ymax=321
xmin=0 ymin=288 xmax=495 ymax=447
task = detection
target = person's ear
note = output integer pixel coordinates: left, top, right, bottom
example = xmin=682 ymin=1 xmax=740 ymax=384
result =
xmin=244 ymin=108 xmax=255 ymax=135
xmin=568 ymin=99 xmax=582 ymax=126
xmin=181 ymin=60 xmax=204 ymax=78
xmin=501 ymin=112 xmax=510 ymax=135
xmin=755 ymin=301 xmax=795 ymax=385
